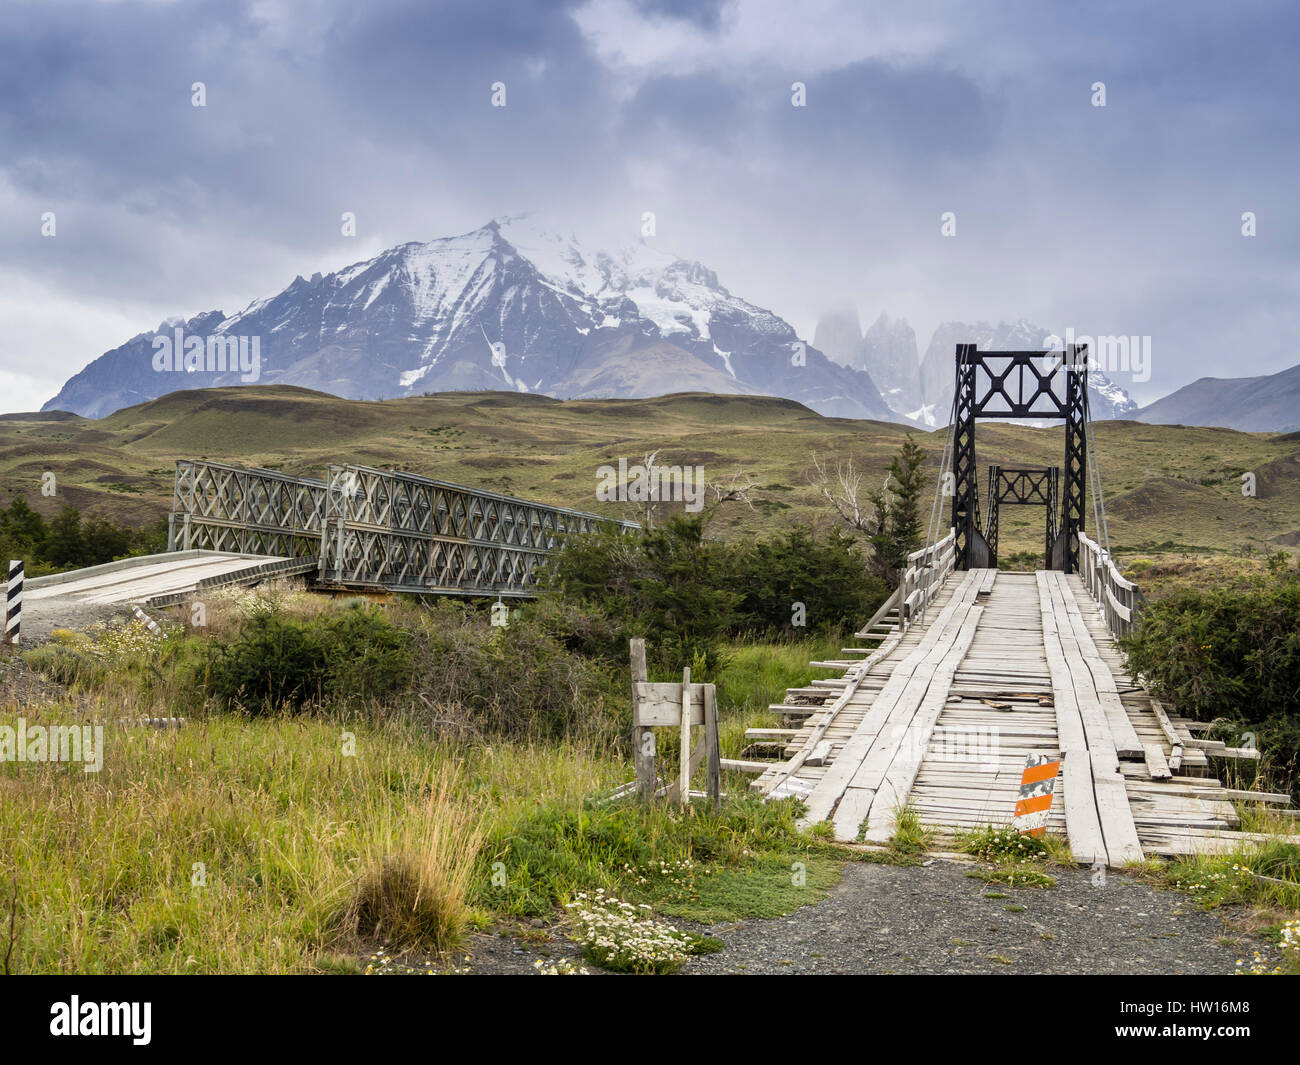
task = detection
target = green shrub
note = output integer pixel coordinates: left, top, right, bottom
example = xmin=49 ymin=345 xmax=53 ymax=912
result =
xmin=1120 ymin=576 xmax=1300 ymax=792
xmin=321 ymin=607 xmax=416 ymax=700
xmin=543 ymin=513 xmax=739 ymax=675
xmin=727 ymin=526 xmax=886 ymax=636
xmin=406 ymin=599 xmax=623 ymax=743
xmin=0 ymin=497 xmax=166 ymax=572
xmin=543 ymin=515 xmax=883 ymax=676
xmin=206 ymin=605 xmax=412 ymax=712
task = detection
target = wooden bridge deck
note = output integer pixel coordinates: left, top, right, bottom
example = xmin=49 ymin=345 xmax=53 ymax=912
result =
xmin=753 ymin=568 xmax=1273 ymax=866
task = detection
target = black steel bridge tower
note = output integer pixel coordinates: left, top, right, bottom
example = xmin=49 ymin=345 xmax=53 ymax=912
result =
xmin=951 ymin=343 xmax=1089 ymax=573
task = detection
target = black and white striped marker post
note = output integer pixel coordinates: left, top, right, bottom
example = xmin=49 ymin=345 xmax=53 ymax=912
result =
xmin=131 ymin=605 xmax=163 ymax=637
xmin=5 ymin=560 xmax=21 ymax=645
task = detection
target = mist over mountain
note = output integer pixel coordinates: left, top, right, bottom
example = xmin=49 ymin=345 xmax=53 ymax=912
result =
xmin=811 ymin=307 xmax=862 ymax=370
xmin=811 ymin=312 xmax=1141 ymax=427
xmin=862 ymin=313 xmax=923 ymax=417
xmin=43 ymin=217 xmax=894 ymax=422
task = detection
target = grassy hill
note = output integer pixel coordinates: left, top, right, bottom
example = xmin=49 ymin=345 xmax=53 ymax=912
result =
xmin=2 ymin=385 xmax=1298 ymax=579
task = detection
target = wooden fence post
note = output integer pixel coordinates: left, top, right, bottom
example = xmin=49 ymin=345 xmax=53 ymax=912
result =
xmin=679 ymin=667 xmax=691 ymax=807
xmin=705 ymin=685 xmax=721 ymax=811
xmin=630 ymin=639 xmax=654 ymax=801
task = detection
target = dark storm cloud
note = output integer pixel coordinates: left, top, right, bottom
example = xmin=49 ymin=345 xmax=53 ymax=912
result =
xmin=632 ymin=0 xmax=728 ymax=31
xmin=0 ymin=0 xmax=625 ymax=293
xmin=0 ymin=0 xmax=1298 ymax=410
xmin=620 ymin=71 xmax=750 ymax=148
xmin=771 ymin=61 xmax=998 ymax=172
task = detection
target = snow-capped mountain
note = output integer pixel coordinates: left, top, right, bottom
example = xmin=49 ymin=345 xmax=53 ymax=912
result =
xmin=43 ymin=216 xmax=894 ymax=422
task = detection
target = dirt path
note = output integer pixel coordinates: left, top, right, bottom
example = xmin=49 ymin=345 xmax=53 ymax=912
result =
xmin=679 ymin=858 xmax=1249 ymax=975
xmin=454 ymin=858 xmax=1263 ymax=976
xmin=18 ymin=598 xmax=134 ymax=646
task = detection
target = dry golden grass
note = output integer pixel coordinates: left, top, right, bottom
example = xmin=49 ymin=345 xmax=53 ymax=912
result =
xmin=0 ymin=697 xmax=617 ymax=973
xmin=339 ymin=765 xmax=483 ymax=952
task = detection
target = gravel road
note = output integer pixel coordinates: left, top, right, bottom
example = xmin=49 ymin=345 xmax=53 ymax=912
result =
xmin=17 ymin=598 xmax=132 ymax=646
xmin=455 ymin=857 xmax=1265 ymax=976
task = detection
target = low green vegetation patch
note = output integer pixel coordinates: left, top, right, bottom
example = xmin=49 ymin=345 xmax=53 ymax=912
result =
xmin=1143 ymin=834 xmax=1300 ymax=974
xmin=888 ymin=805 xmax=935 ymax=859
xmin=8 ymin=583 xmax=858 ymax=973
xmin=960 ymin=824 xmax=1049 ymax=864
xmin=1120 ymin=561 xmax=1300 ymax=796
xmin=476 ymin=794 xmax=845 ymax=924
xmin=1152 ymin=834 xmax=1300 ymax=913
xmin=966 ymin=866 xmax=1056 ymax=889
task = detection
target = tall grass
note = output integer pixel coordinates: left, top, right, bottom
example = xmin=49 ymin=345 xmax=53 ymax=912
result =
xmin=4 ymin=594 xmax=855 ymax=972
xmin=0 ymin=703 xmax=618 ymax=973
xmin=339 ymin=766 xmax=482 ymax=951
xmin=712 ymin=634 xmax=843 ymax=756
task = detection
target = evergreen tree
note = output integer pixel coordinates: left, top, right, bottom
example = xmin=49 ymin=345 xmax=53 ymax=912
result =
xmin=0 ymin=498 xmax=48 ymax=550
xmin=42 ymin=506 xmax=85 ymax=567
xmin=868 ymin=435 xmax=928 ymax=583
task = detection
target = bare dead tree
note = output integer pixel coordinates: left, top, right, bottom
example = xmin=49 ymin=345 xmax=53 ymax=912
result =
xmin=705 ymin=468 xmax=760 ymax=511
xmin=809 ymin=452 xmax=890 ymax=535
xmin=640 ymin=450 xmax=661 ymax=528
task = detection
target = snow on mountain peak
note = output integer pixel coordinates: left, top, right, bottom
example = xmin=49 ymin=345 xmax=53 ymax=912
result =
xmin=43 ymin=215 xmax=896 ymax=424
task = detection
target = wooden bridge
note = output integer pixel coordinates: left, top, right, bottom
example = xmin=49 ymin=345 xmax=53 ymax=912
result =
xmin=751 ymin=532 xmax=1277 ymax=864
xmin=748 ymin=344 xmax=1289 ymax=864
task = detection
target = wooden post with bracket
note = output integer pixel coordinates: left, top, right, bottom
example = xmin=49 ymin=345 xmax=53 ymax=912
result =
xmin=628 ymin=640 xmax=720 ymax=807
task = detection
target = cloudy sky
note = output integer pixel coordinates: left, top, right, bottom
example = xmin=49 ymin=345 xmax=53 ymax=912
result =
xmin=2 ymin=0 xmax=1297 ymax=412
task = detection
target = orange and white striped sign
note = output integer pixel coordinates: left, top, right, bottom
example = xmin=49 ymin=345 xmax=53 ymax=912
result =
xmin=1013 ymin=753 xmax=1062 ymax=836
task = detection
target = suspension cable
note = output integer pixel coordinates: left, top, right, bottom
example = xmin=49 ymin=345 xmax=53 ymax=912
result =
xmin=1083 ymin=385 xmax=1113 ymax=559
xmin=917 ymin=369 xmax=961 ymax=628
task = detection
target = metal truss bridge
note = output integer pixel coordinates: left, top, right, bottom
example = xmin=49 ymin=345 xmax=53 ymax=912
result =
xmin=166 ymin=460 xmax=638 ymax=597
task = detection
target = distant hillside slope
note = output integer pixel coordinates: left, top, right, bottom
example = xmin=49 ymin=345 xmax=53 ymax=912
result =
xmin=7 ymin=387 xmax=1299 ymax=560
xmin=1136 ymin=362 xmax=1300 ymax=432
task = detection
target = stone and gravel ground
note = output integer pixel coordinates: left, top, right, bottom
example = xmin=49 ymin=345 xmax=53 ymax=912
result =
xmin=454 ymin=858 xmax=1265 ymax=976
xmin=13 ymin=597 xmax=132 ymax=647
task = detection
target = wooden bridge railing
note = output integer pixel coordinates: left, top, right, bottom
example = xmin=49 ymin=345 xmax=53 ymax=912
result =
xmin=1077 ymin=530 xmax=1145 ymax=638
xmin=900 ymin=527 xmax=957 ymax=629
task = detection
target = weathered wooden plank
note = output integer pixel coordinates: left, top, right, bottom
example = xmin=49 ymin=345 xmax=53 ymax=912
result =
xmin=633 ymin=681 xmax=706 ymax=727
xmin=630 ymin=639 xmax=654 ymax=801
xmin=754 ymin=612 xmax=912 ymax=797
xmin=721 ymin=758 xmax=769 ymax=774
xmin=859 ymin=606 xmax=984 ymax=844
xmin=1143 ymin=743 xmax=1172 ymax=781
xmin=1037 ymin=571 xmax=1109 ymax=867
xmin=1042 ymin=572 xmax=1144 ymax=866
xmin=808 ymin=571 xmax=984 ymax=828
xmin=1054 ymin=575 xmax=1145 ymax=760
